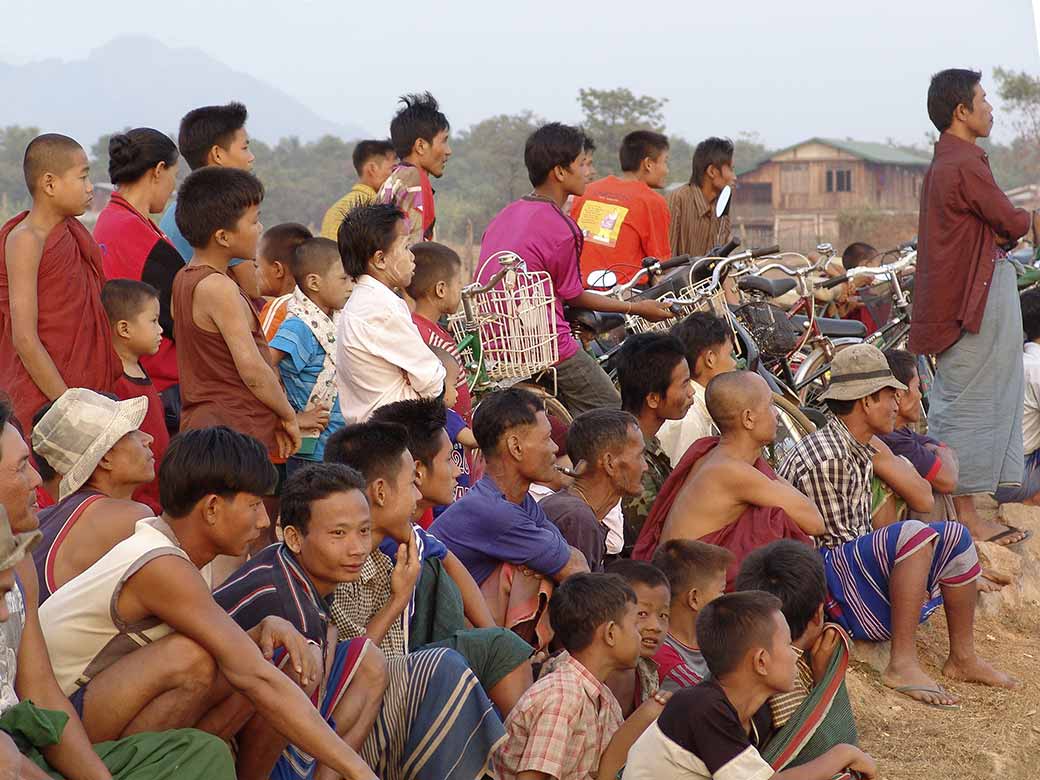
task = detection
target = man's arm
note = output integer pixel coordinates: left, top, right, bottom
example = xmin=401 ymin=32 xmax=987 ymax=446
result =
xmin=962 ymin=161 xmax=1031 ymax=241
xmin=923 ymin=442 xmax=959 ymax=494
xmin=871 ymin=436 xmax=934 ymax=514
xmin=5 ymin=230 xmax=67 ymax=401
xmin=726 ymin=462 xmax=826 ymax=536
xmin=550 ymin=547 xmax=590 ymax=584
xmin=442 ymin=550 xmax=496 ymax=628
xmin=598 ymin=691 xmax=670 ymax=780
xmin=363 ymin=538 xmax=420 ymax=646
xmin=566 ymin=290 xmax=674 ymax=323
xmin=360 ymin=316 xmax=445 ymax=398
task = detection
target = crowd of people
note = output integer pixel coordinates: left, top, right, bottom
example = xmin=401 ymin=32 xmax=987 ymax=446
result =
xmin=0 ymin=66 xmax=1034 ymax=780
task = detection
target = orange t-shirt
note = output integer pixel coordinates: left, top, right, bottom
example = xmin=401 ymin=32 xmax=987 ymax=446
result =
xmin=570 ymin=176 xmax=672 ymax=285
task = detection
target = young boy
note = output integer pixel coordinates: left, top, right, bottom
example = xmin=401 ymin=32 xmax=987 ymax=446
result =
xmin=256 ymin=222 xmax=313 ymax=340
xmin=335 ymin=203 xmax=445 ymax=422
xmin=657 ymin=311 xmax=738 ymax=466
xmin=407 ymin=241 xmax=472 ymax=420
xmin=172 ymin=167 xmax=300 ymax=461
xmin=623 ymin=591 xmax=877 ymax=780
xmin=270 ymin=237 xmax=351 ymax=472
xmin=378 ymin=93 xmax=452 ymax=245
xmin=650 ymin=539 xmax=733 ymax=690
xmin=0 ymin=133 xmax=120 ymax=432
xmin=431 ymin=348 xmax=475 ymax=519
xmin=322 ymin=139 xmax=397 ymax=240
xmin=101 ymin=279 xmax=170 ymax=513
xmin=604 ymin=559 xmax=670 ymax=717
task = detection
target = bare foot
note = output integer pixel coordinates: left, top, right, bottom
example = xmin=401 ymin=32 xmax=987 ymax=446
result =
xmin=943 ymin=655 xmax=1020 ymax=689
xmin=977 ymin=576 xmax=1006 ymax=594
xmin=882 ymin=663 xmax=959 ymax=707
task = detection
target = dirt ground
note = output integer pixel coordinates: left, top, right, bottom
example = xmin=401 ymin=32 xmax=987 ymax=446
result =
xmin=848 ymin=498 xmax=1040 ymax=780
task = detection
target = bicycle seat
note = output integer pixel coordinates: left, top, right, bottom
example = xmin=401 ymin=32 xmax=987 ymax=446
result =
xmin=738 ymin=276 xmax=796 ymax=299
xmin=790 ymin=315 xmax=867 ymax=338
xmin=565 ymin=307 xmax=626 ymax=335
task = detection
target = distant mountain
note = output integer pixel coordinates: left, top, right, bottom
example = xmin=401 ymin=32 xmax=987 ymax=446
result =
xmin=0 ymin=36 xmax=368 ymax=146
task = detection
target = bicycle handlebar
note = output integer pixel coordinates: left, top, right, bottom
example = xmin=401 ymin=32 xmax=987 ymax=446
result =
xmin=845 ymin=254 xmax=914 ymax=279
xmin=751 ymin=244 xmax=781 ymax=258
xmin=658 ymin=254 xmax=694 ymax=271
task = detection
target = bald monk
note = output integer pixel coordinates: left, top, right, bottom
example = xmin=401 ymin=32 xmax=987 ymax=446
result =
xmin=633 ymin=371 xmax=824 ymax=587
xmin=0 ymin=134 xmax=120 ymax=431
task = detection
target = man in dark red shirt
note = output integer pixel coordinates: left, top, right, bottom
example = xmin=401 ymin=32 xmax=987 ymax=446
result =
xmin=910 ymin=68 xmax=1037 ymax=545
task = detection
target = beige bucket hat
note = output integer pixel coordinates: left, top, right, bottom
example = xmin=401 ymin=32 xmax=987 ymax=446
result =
xmin=31 ymin=388 xmax=148 ymax=501
xmin=0 ymin=506 xmax=41 ymax=571
xmin=818 ymin=344 xmax=907 ymax=402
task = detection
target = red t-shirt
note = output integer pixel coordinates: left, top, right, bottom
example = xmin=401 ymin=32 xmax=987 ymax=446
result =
xmin=570 ymin=176 xmax=672 ymax=285
xmin=114 ymin=370 xmax=170 ymax=514
xmin=411 ymin=313 xmax=473 ymax=422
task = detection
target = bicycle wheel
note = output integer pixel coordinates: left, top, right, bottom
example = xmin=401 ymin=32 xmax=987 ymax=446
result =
xmin=766 ymin=393 xmax=816 ymax=468
xmin=513 ymin=383 xmax=574 ymax=427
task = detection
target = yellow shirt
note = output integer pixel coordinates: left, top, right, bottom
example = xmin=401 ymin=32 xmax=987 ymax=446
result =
xmin=320 ymin=182 xmax=377 ymax=240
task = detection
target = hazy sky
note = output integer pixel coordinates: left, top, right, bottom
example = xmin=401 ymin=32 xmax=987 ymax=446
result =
xmin=4 ymin=0 xmax=1039 ymax=147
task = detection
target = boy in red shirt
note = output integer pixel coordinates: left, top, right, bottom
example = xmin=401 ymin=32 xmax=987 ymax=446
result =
xmin=571 ymin=130 xmax=672 ymax=285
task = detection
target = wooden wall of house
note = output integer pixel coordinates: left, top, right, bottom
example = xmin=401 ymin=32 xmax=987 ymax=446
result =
xmin=739 ymin=160 xmax=923 ymax=212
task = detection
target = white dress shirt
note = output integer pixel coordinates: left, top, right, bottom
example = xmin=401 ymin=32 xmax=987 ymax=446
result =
xmin=657 ymin=380 xmax=718 ymax=467
xmin=336 ymin=275 xmax=445 ymax=422
xmin=1023 ymin=342 xmax=1040 ymax=455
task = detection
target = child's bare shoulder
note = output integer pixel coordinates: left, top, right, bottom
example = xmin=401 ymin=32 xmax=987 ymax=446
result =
xmin=4 ymin=221 xmax=46 ymax=264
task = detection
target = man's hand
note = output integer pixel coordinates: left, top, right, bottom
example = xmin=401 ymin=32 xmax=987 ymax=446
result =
xmin=389 ymin=536 xmax=421 ymax=607
xmin=810 ymin=626 xmax=841 ymax=683
xmin=278 ymin=416 xmax=303 ymax=459
xmin=297 ymin=404 xmax=331 ymax=436
xmin=255 ymin=616 xmax=320 ymax=688
xmin=631 ymin=299 xmax=675 ymax=323
xmin=845 ymin=746 xmax=878 ymax=780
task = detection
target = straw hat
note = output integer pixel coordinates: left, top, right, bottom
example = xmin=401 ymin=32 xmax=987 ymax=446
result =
xmin=818 ymin=344 xmax=907 ymax=402
xmin=0 ymin=506 xmax=40 ymax=571
xmin=31 ymin=388 xmax=148 ymax=500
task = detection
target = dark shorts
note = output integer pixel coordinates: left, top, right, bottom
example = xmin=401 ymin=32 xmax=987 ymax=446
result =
xmin=69 ymin=682 xmax=89 ymax=719
xmin=554 ymin=348 xmax=620 ymax=416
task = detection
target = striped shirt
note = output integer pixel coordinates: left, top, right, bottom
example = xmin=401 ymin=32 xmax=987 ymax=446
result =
xmin=666 ymin=184 xmax=731 ymax=257
xmin=412 ymin=312 xmax=473 ymax=421
xmin=260 ymin=292 xmax=293 ymax=342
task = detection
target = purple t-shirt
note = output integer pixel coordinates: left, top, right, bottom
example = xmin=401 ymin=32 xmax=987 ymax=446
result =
xmin=429 ymin=475 xmax=572 ymax=585
xmin=477 ymin=197 xmax=584 ymax=362
xmin=879 ymin=427 xmax=942 ymax=483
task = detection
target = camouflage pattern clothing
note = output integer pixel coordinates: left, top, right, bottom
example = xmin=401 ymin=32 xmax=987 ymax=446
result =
xmin=621 ymin=435 xmax=672 ymax=556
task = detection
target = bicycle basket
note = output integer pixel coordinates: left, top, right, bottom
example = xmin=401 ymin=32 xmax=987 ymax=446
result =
xmin=678 ymin=277 xmax=731 ymax=320
xmin=734 ymin=301 xmax=800 ymax=358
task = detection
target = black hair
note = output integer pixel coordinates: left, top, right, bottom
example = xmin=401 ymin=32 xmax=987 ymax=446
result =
xmin=261 ymin=223 xmax=313 ymax=267
xmin=605 ymin=559 xmax=670 ymax=593
xmin=353 ymin=139 xmax=396 ymax=176
xmin=337 ymin=203 xmax=405 ymax=281
xmin=841 ymin=242 xmax=877 ymax=269
xmin=616 ymin=332 xmax=686 ymax=414
xmin=108 ymin=128 xmax=178 ymax=185
xmin=324 ymin=422 xmax=410 ymax=485
xmin=883 ymin=348 xmax=918 ymax=388
xmin=472 ymin=387 xmax=544 ymax=456
xmin=371 ymin=398 xmax=448 ymax=469
xmin=390 ymin=92 xmax=449 ymax=160
xmin=175 ymin=167 xmax=264 ymax=249
xmin=177 ymin=101 xmax=248 ymax=171
xmin=23 ymin=133 xmax=84 ymax=194
xmin=525 ymin=123 xmax=585 ymax=187
xmin=1022 ymin=288 xmax=1040 ymax=343
xmin=29 ymin=401 xmax=57 ymax=482
xmin=159 ymin=427 xmax=277 ymax=517
xmin=290 ymin=237 xmax=340 ymax=287
xmin=927 ymin=69 xmax=983 ymax=133
xmin=619 ymin=130 xmax=669 ymax=173
xmin=581 ymin=130 xmax=597 ymax=154
xmin=405 ymin=242 xmax=462 ymax=299
xmin=280 ymin=462 xmax=366 ymax=535
xmin=101 ymin=279 xmax=159 ymax=325
xmin=651 ymin=539 xmax=735 ymax=602
xmin=674 ymin=312 xmax=732 ymax=378
xmin=690 ymin=137 xmax=735 ymax=187
xmin=696 ymin=590 xmax=784 ymax=679
xmin=734 ymin=540 xmax=826 ymax=641
xmin=549 ymin=573 xmax=636 ymax=653
xmin=824 ymin=388 xmax=883 ymax=417
xmin=565 ymin=409 xmax=639 ymax=472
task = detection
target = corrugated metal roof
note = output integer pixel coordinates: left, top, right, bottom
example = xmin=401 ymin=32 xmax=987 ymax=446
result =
xmin=738 ymin=137 xmax=932 ymax=175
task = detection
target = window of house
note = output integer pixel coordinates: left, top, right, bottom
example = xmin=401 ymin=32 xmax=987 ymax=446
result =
xmin=826 ymin=169 xmax=853 ymax=193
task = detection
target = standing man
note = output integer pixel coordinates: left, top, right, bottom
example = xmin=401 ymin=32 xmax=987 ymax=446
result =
xmin=666 ymin=137 xmax=736 ymax=257
xmin=910 ymin=69 xmax=1036 ymax=546
xmin=321 ymin=140 xmax=397 ymax=240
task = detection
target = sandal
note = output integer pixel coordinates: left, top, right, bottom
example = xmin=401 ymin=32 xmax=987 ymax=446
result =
xmin=891 ymin=685 xmax=960 ymax=710
xmin=984 ymin=526 xmax=1033 ymax=546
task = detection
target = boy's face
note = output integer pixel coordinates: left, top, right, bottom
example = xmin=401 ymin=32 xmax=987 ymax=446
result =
xmin=645 ymin=150 xmax=671 ymax=190
xmin=288 ymin=489 xmax=372 ymax=590
xmin=256 ymin=239 xmax=287 ymax=297
xmin=224 ymin=204 xmax=263 ymax=261
xmin=369 ymin=152 xmax=397 ymax=189
xmin=122 ymin=297 xmax=163 ymax=357
xmin=379 ymin=221 xmax=416 ymax=289
xmin=610 ymin=601 xmax=643 ymax=669
xmin=695 ymin=568 xmax=728 ymax=611
xmin=560 ymin=156 xmax=587 ymax=198
xmin=417 ymin=429 xmax=461 ymax=508
xmin=441 ymin=267 xmax=464 ymax=313
xmin=442 ymin=364 xmax=460 ymax=408
xmin=632 ymin=582 xmax=670 ymax=659
xmin=579 ymin=150 xmax=597 ymax=183
xmin=213 ymin=128 xmax=255 ymax=171
xmin=375 ymin=450 xmax=421 ymax=542
xmin=701 ymin=337 xmax=738 ymax=382
xmin=707 ymin=160 xmax=737 ymax=195
xmin=653 ymin=359 xmax=695 ymax=421
xmin=317 ymin=260 xmax=354 ymax=312
xmin=49 ymin=147 xmax=94 ymax=216
xmin=763 ymin=610 xmax=800 ymax=693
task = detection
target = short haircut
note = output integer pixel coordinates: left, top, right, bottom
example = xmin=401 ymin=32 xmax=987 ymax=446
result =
xmin=652 ymin=539 xmax=735 ymax=600
xmin=280 ymin=462 xmax=366 ymax=535
xmin=549 ymin=572 xmax=636 ymax=653
xmin=175 ymin=167 xmax=264 ymax=249
xmin=290 ymin=237 xmax=340 ymax=286
xmin=619 ymin=130 xmax=669 ymax=172
xmin=674 ymin=312 xmax=731 ymax=375
xmin=159 ymin=427 xmax=277 ymax=517
xmin=178 ymin=101 xmax=248 ymax=171
xmin=352 ymin=139 xmax=396 ymax=176
xmin=734 ymin=540 xmax=826 ymax=641
xmin=261 ymin=223 xmax=312 ymax=265
xmin=23 ymin=134 xmax=83 ymax=194
xmin=30 ymin=401 xmax=58 ymax=482
xmin=102 ymin=279 xmax=159 ymax=325
xmin=324 ymin=422 xmax=410 ymax=485
xmin=405 ymin=242 xmax=462 ymax=299
xmin=565 ymin=409 xmax=639 ymax=472
xmin=390 ymin=92 xmax=449 ymax=160
xmin=841 ymin=242 xmax=877 ymax=269
xmin=1022 ymin=288 xmax=1040 ymax=343
xmin=927 ymin=69 xmax=983 ymax=133
xmin=338 ymin=203 xmax=404 ymax=281
xmin=371 ymin=398 xmax=448 ymax=469
xmin=525 ymin=123 xmax=585 ymax=187
xmin=472 ymin=387 xmax=543 ymax=456
xmin=696 ymin=590 xmax=784 ymax=679
xmin=108 ymin=128 xmax=179 ymax=186
xmin=690 ymin=137 xmax=735 ymax=186
xmin=616 ymin=332 xmax=685 ymax=414
xmin=883 ymin=348 xmax=918 ymax=388
xmin=704 ymin=370 xmax=764 ymax=434
xmin=581 ymin=131 xmax=597 ymax=153
xmin=605 ymin=559 xmax=670 ymax=593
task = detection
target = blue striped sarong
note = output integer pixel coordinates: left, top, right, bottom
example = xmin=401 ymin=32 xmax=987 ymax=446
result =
xmin=820 ymin=520 xmax=980 ymax=641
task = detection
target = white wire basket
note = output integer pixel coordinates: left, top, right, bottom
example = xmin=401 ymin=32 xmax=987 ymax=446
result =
xmin=623 ymin=276 xmax=730 ymax=334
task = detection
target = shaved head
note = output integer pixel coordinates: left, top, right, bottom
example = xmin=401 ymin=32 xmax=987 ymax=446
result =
xmin=23 ymin=134 xmax=85 ymax=195
xmin=705 ymin=371 xmax=771 ymax=433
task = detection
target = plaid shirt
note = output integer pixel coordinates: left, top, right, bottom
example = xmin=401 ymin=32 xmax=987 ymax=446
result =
xmin=330 ymin=550 xmax=407 ymax=656
xmin=777 ymin=419 xmax=875 ymax=548
xmin=496 ymin=651 xmax=623 ymax=780
xmin=622 ymin=435 xmax=672 ymax=556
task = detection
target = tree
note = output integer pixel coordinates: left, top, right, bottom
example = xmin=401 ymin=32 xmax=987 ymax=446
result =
xmin=0 ymin=125 xmax=39 ymax=220
xmin=578 ymin=88 xmax=667 ymax=178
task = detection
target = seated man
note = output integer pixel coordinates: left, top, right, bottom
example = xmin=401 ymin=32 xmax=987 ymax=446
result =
xmin=632 ymin=371 xmax=823 ymax=588
xmin=0 ymin=399 xmax=236 ymax=779
xmin=215 ymin=463 xmax=506 ymax=780
xmin=540 ymin=408 xmax=646 ymax=572
xmin=38 ymin=426 xmax=379 ymax=780
xmin=430 ymin=388 xmax=589 ymax=647
xmin=778 ymin=344 xmax=1016 ymax=708
xmin=30 ymin=388 xmax=155 ymax=603
xmin=326 ymin=414 xmax=535 ymax=714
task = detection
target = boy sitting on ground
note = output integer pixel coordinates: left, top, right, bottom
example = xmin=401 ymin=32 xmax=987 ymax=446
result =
xmin=257 ymin=222 xmax=313 ymax=340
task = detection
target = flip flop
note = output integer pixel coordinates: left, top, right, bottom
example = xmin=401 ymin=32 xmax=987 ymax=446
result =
xmin=891 ymin=685 xmax=960 ymax=710
xmin=984 ymin=526 xmax=1034 ymax=546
